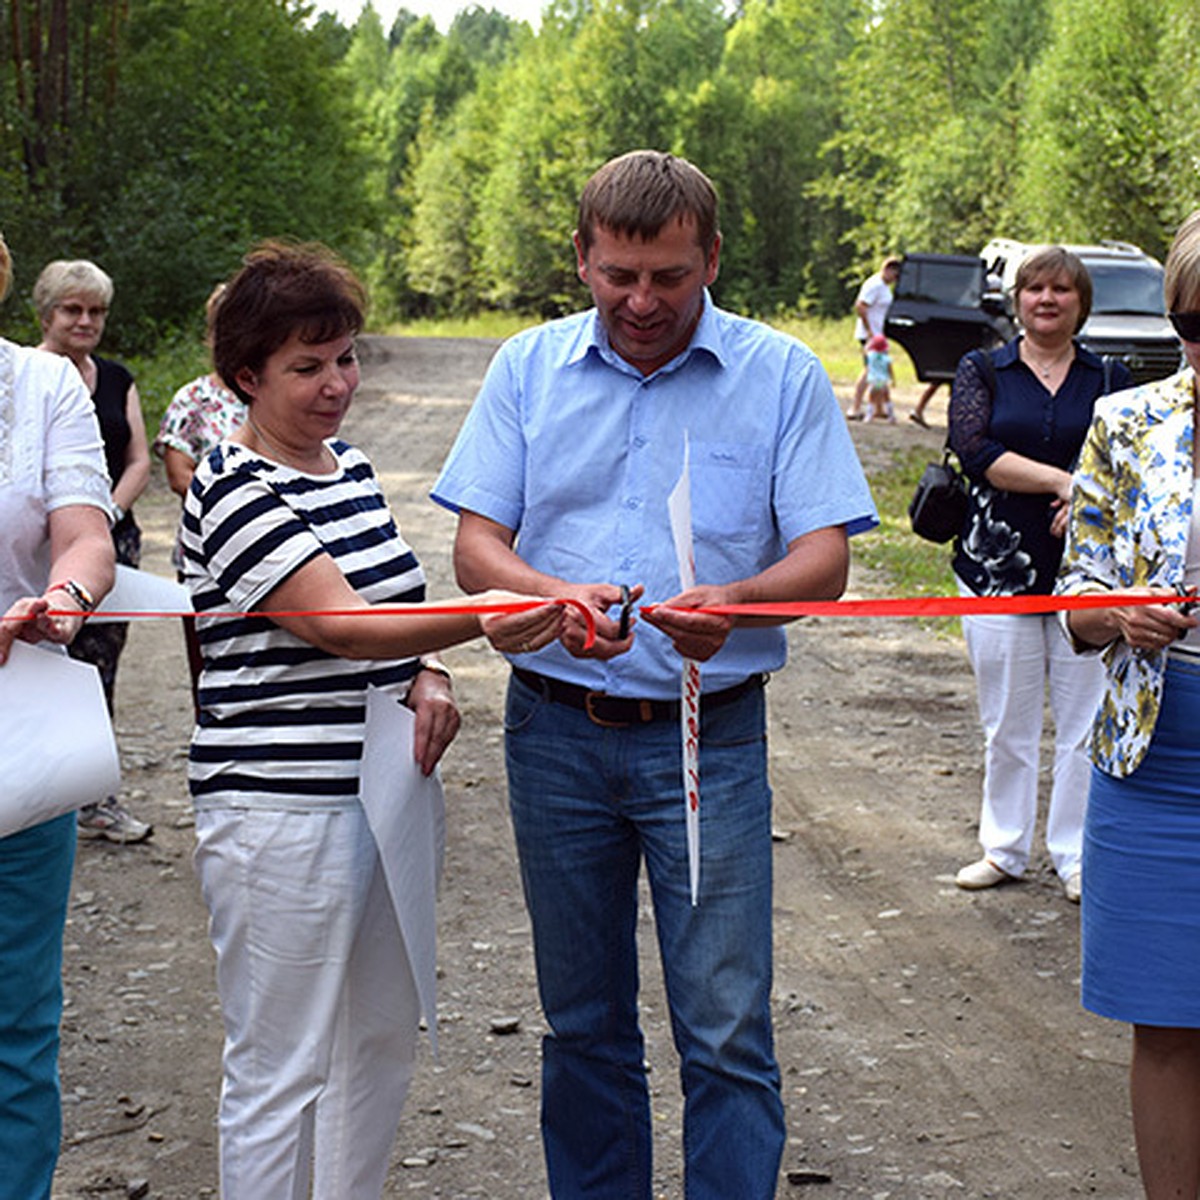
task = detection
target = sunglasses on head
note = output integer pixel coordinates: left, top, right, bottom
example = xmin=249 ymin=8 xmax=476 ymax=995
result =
xmin=1169 ymin=311 xmax=1200 ymax=343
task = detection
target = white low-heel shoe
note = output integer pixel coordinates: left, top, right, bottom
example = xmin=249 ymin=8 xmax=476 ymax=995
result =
xmin=1063 ymin=871 xmax=1082 ymax=903
xmin=955 ymin=858 xmax=1014 ymax=890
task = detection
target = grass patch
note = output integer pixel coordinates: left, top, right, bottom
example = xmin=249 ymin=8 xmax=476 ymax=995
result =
xmin=856 ymin=443 xmax=960 ymax=636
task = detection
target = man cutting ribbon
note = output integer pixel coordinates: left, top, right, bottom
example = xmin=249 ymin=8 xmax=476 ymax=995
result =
xmin=432 ymin=150 xmax=877 ymax=1200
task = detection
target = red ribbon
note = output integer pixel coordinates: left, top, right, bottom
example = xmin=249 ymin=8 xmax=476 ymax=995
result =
xmin=27 ymin=589 xmax=1193 ymax=638
xmin=34 ymin=597 xmax=599 ymax=650
xmin=643 ymin=591 xmax=1196 ymax=620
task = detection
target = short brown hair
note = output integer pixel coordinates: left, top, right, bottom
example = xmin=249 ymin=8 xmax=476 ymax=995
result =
xmin=1164 ymin=210 xmax=1200 ymax=313
xmin=213 ymin=241 xmax=366 ymax=403
xmin=576 ymin=151 xmax=719 ymax=256
xmin=1012 ymin=246 xmax=1093 ymax=332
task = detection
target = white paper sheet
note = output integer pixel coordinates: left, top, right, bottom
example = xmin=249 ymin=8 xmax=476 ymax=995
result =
xmin=92 ymin=564 xmax=191 ymax=622
xmin=668 ymin=433 xmax=696 ymax=594
xmin=0 ymin=641 xmax=121 ymax=838
xmin=359 ymin=686 xmax=446 ymax=1054
xmin=667 ymin=434 xmax=702 ymax=906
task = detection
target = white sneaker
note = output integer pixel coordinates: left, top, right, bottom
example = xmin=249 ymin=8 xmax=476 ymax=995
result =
xmin=955 ymin=858 xmax=1013 ymax=890
xmin=1064 ymin=871 xmax=1082 ymax=904
xmin=77 ymin=797 xmax=154 ymax=844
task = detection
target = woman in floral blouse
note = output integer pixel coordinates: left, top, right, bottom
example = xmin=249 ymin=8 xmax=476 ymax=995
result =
xmin=948 ymin=247 xmax=1129 ymax=902
xmin=1058 ymin=210 xmax=1200 ymax=1199
xmin=153 ymin=284 xmax=245 ymax=704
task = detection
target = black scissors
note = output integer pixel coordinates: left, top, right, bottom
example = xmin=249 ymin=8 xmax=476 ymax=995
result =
xmin=617 ymin=584 xmax=634 ymax=640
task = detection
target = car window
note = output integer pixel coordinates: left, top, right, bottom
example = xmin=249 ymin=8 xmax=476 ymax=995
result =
xmin=898 ymin=261 xmax=983 ymax=307
xmin=1084 ymin=260 xmax=1165 ymax=316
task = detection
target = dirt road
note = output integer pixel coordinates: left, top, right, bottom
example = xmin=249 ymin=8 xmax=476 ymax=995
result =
xmin=52 ymin=337 xmax=1137 ymax=1199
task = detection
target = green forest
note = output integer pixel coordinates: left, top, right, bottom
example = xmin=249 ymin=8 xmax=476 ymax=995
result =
xmin=3 ymin=0 xmax=1198 ymax=356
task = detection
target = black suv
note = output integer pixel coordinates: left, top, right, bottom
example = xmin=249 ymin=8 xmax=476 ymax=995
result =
xmin=886 ymin=241 xmax=1183 ymax=386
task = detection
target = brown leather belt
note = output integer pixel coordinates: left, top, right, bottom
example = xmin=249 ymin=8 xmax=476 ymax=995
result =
xmin=512 ymin=667 xmax=765 ymax=728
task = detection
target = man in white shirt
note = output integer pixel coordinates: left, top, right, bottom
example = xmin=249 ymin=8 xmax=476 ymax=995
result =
xmin=847 ymin=255 xmax=901 ymax=419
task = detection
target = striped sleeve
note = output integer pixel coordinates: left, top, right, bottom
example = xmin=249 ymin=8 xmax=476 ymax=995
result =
xmin=182 ymin=441 xmax=427 ymax=810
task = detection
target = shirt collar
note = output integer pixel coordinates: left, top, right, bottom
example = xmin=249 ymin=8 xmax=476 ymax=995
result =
xmin=996 ymin=335 xmax=1103 ymax=372
xmin=1143 ymin=368 xmax=1197 ymax=426
xmin=565 ymin=289 xmax=727 ymax=376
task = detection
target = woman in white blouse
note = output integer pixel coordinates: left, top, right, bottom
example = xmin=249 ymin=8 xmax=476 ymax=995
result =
xmin=0 ymin=233 xmax=115 ymax=1199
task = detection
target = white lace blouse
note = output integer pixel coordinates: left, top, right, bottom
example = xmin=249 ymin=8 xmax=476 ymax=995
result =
xmin=0 ymin=338 xmax=111 ymax=610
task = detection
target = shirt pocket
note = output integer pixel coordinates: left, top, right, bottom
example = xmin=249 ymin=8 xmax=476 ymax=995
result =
xmin=688 ymin=441 xmax=772 ymax=547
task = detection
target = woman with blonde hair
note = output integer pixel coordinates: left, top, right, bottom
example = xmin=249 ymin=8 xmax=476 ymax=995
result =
xmin=1059 ymin=208 xmax=1200 ymax=1198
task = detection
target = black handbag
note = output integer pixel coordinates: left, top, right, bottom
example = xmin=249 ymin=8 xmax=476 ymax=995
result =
xmin=908 ymin=448 xmax=968 ymax=543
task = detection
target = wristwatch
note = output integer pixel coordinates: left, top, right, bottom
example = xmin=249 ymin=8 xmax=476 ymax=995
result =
xmin=111 ymin=503 xmax=126 ymax=526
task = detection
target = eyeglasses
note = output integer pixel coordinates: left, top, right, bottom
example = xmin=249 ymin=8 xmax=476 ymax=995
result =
xmin=57 ymin=302 xmax=108 ymax=320
xmin=1169 ymin=311 xmax=1200 ymax=343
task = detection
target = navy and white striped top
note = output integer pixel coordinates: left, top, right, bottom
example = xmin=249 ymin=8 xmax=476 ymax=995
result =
xmin=181 ymin=439 xmax=425 ymax=810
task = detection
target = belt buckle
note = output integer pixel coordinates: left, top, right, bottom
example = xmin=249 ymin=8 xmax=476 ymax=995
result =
xmin=584 ymin=691 xmax=630 ymax=728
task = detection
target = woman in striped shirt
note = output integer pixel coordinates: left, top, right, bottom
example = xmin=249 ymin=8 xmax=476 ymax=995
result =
xmin=181 ymin=241 xmax=562 ymax=1199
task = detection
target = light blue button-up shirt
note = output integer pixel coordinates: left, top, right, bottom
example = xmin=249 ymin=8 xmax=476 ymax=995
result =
xmin=433 ymin=293 xmax=878 ymax=697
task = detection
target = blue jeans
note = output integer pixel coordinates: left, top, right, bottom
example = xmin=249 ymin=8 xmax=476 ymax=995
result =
xmin=0 ymin=813 xmax=75 ymax=1200
xmin=505 ymin=674 xmax=785 ymax=1199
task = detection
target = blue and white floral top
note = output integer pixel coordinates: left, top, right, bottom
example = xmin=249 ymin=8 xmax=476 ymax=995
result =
xmin=1056 ymin=368 xmax=1197 ymax=777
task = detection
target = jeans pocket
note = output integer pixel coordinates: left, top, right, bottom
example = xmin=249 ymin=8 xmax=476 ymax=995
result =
xmin=504 ymin=674 xmax=544 ymax=735
xmin=701 ymin=685 xmax=767 ymax=749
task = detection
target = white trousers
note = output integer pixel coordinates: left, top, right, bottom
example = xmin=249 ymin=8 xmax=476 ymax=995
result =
xmin=195 ymin=806 xmax=419 ymax=1200
xmin=962 ymin=610 xmax=1104 ymax=880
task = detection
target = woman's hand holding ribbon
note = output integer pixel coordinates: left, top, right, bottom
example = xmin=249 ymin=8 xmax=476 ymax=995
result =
xmin=476 ymin=591 xmax=569 ymax=656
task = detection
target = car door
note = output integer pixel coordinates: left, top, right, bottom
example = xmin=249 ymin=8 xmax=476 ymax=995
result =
xmin=885 ymin=254 xmax=1014 ymax=382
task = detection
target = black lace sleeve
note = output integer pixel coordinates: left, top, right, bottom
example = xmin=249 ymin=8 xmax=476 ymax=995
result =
xmin=947 ymin=350 xmax=1008 ymax=480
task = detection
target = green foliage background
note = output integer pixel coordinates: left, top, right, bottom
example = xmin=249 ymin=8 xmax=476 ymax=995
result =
xmin=3 ymin=0 xmax=1199 ymax=356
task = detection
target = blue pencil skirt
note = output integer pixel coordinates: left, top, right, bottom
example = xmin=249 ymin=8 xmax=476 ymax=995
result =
xmin=1083 ymin=656 xmax=1200 ymax=1026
